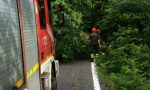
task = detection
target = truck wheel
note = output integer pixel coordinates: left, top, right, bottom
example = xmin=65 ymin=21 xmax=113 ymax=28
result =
xmin=51 ymin=77 xmax=57 ymax=90
xmin=51 ymin=67 xmax=57 ymax=90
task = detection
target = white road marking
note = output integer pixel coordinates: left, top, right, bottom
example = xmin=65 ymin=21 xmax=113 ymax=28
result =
xmin=91 ymin=62 xmax=101 ymax=90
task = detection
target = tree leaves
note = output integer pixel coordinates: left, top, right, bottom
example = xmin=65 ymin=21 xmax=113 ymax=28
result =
xmin=95 ymin=0 xmax=150 ymax=89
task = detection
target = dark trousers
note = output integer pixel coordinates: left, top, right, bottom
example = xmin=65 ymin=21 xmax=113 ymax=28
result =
xmin=90 ymin=43 xmax=99 ymax=54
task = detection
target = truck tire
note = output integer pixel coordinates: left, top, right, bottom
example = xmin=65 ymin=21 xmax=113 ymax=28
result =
xmin=51 ymin=77 xmax=57 ymax=90
xmin=51 ymin=67 xmax=57 ymax=90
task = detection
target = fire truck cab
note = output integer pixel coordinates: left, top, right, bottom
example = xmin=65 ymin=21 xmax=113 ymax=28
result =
xmin=0 ymin=0 xmax=61 ymax=90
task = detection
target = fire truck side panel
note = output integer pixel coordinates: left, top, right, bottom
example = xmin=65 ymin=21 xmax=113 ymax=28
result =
xmin=0 ymin=0 xmax=24 ymax=90
xmin=20 ymin=0 xmax=40 ymax=90
xmin=44 ymin=0 xmax=55 ymax=58
xmin=35 ymin=0 xmax=55 ymax=65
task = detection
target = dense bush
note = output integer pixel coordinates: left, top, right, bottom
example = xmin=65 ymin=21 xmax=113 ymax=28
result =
xmin=55 ymin=26 xmax=90 ymax=62
xmin=51 ymin=0 xmax=90 ymax=62
xmin=95 ymin=0 xmax=150 ymax=89
xmin=96 ymin=27 xmax=150 ymax=90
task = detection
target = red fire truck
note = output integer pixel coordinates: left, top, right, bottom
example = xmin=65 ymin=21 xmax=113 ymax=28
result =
xmin=0 ymin=0 xmax=63 ymax=90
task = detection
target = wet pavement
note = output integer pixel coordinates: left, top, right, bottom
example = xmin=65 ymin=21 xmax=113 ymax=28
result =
xmin=57 ymin=60 xmax=94 ymax=90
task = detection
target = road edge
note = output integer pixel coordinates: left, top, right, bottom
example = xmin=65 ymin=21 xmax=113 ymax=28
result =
xmin=91 ymin=62 xmax=101 ymax=90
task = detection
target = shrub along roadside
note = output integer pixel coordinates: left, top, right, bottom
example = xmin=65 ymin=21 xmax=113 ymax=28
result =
xmin=51 ymin=0 xmax=91 ymax=62
xmin=96 ymin=45 xmax=150 ymax=90
xmin=95 ymin=27 xmax=150 ymax=90
xmin=94 ymin=0 xmax=150 ymax=89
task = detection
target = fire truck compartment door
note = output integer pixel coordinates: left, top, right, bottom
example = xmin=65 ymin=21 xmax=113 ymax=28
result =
xmin=20 ymin=0 xmax=40 ymax=90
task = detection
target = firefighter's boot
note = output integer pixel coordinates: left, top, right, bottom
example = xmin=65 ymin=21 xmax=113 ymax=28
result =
xmin=90 ymin=53 xmax=94 ymax=62
xmin=91 ymin=53 xmax=94 ymax=58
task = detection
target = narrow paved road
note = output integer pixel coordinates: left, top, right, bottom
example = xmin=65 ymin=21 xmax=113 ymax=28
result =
xmin=57 ymin=60 xmax=94 ymax=90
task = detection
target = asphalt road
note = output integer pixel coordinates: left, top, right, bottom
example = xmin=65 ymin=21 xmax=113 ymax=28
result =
xmin=57 ymin=60 xmax=94 ymax=90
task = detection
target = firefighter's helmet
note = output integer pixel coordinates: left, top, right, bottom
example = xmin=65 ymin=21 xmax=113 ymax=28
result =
xmin=92 ymin=27 xmax=97 ymax=32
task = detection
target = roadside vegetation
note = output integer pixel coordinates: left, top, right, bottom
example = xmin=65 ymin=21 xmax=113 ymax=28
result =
xmin=51 ymin=0 xmax=92 ymax=62
xmin=95 ymin=0 xmax=150 ymax=90
xmin=52 ymin=0 xmax=150 ymax=89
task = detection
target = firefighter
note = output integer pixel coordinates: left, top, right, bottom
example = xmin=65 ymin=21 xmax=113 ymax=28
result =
xmin=89 ymin=27 xmax=100 ymax=59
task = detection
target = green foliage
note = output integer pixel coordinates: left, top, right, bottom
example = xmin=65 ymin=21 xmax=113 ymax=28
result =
xmin=55 ymin=26 xmax=89 ymax=62
xmin=96 ymin=33 xmax=150 ymax=90
xmin=95 ymin=0 xmax=150 ymax=89
xmin=100 ymin=36 xmax=149 ymax=86
xmin=52 ymin=0 xmax=90 ymax=62
xmin=51 ymin=0 xmax=150 ymax=88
